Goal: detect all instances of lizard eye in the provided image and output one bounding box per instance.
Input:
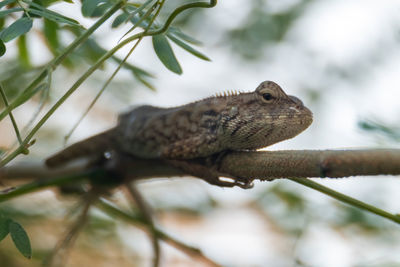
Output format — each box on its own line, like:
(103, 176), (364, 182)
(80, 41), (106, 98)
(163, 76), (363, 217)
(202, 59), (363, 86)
(262, 93), (272, 101)
(259, 89), (275, 103)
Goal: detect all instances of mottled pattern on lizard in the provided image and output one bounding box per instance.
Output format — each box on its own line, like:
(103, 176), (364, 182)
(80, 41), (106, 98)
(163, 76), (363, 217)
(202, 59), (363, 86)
(46, 81), (313, 187)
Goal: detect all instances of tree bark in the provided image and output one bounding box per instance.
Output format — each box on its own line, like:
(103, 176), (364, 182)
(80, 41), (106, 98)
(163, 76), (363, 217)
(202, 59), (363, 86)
(1, 149), (399, 184)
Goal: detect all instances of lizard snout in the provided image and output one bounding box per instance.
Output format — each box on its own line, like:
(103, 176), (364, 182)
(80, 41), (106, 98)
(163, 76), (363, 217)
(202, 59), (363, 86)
(288, 95), (304, 108)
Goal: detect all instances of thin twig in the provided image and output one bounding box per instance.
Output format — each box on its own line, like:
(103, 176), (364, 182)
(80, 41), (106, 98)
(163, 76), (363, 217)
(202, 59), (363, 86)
(125, 182), (161, 267)
(97, 198), (220, 267)
(43, 191), (97, 267)
(0, 83), (23, 145)
(289, 178), (400, 224)
(64, 0), (161, 144)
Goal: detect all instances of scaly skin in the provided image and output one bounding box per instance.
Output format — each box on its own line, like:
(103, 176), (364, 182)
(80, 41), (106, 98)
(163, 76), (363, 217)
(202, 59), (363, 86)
(46, 81), (313, 187)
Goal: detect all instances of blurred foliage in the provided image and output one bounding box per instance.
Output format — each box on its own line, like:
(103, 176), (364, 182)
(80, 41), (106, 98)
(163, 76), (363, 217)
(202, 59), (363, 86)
(332, 204), (386, 232)
(225, 0), (312, 60)
(255, 183), (308, 233)
(358, 119), (400, 142)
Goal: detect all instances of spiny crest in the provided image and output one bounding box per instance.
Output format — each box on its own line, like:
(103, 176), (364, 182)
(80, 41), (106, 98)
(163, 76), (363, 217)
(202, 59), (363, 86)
(214, 89), (245, 98)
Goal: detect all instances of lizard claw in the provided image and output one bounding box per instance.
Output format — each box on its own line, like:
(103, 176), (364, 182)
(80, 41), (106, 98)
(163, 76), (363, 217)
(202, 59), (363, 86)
(235, 180), (254, 189)
(213, 177), (254, 189)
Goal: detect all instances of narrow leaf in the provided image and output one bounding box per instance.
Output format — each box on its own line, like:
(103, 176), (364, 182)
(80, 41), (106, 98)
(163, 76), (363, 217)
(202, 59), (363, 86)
(0, 7), (23, 18)
(111, 56), (153, 77)
(0, 39), (5, 57)
(28, 9), (80, 26)
(91, 2), (113, 17)
(152, 34), (182, 74)
(0, 17), (32, 42)
(120, 2), (155, 40)
(167, 34), (210, 61)
(111, 12), (129, 28)
(0, 218), (10, 242)
(43, 18), (59, 55)
(25, 1), (81, 26)
(9, 221), (32, 259)
(126, 0), (154, 20)
(12, 83), (48, 108)
(135, 74), (155, 91)
(0, 0), (16, 9)
(18, 34), (31, 67)
(168, 27), (202, 45)
(81, 0), (107, 17)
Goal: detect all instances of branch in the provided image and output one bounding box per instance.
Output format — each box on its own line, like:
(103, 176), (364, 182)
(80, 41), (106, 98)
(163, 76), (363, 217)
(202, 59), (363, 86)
(97, 198), (220, 267)
(1, 149), (400, 232)
(218, 149), (400, 180)
(1, 149), (400, 182)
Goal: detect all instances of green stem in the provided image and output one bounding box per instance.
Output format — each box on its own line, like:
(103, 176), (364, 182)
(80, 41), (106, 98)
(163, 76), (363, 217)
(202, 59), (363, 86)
(0, 70), (48, 121)
(290, 178), (400, 224)
(147, 0), (217, 36)
(0, 171), (94, 202)
(0, 84), (23, 145)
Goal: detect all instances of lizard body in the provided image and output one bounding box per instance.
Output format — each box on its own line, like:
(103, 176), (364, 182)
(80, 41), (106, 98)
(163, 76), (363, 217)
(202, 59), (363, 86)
(46, 81), (313, 186)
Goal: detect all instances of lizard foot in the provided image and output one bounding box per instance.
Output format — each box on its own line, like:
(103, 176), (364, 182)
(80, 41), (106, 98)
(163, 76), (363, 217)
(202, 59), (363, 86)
(166, 159), (254, 189)
(212, 176), (254, 189)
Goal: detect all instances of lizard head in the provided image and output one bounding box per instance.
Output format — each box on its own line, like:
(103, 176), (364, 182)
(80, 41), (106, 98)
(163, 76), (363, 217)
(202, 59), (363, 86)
(221, 81), (313, 150)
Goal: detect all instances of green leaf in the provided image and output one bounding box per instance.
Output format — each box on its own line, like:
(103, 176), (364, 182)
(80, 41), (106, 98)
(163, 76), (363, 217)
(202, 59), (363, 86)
(0, 17), (32, 42)
(28, 8), (78, 26)
(12, 83), (48, 108)
(17, 34), (30, 67)
(111, 12), (129, 28)
(135, 74), (155, 91)
(152, 34), (182, 74)
(9, 221), (32, 259)
(0, 217), (10, 242)
(91, 2), (112, 17)
(0, 0), (16, 9)
(127, 0), (154, 18)
(43, 18), (59, 54)
(167, 34), (210, 61)
(168, 27), (202, 45)
(111, 56), (153, 77)
(24, 1), (81, 27)
(0, 7), (24, 18)
(81, 0), (107, 17)
(0, 39), (5, 57)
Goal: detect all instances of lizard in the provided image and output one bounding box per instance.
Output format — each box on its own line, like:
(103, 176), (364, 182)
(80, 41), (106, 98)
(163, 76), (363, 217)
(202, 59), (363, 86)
(46, 81), (313, 188)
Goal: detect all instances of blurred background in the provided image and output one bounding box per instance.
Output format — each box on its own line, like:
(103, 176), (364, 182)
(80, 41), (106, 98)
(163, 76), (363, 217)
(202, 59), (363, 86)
(1, 0), (400, 266)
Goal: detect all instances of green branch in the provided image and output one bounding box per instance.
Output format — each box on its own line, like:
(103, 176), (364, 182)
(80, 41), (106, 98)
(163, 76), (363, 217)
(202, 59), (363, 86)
(290, 178), (400, 225)
(0, 171), (94, 202)
(0, 84), (23, 145)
